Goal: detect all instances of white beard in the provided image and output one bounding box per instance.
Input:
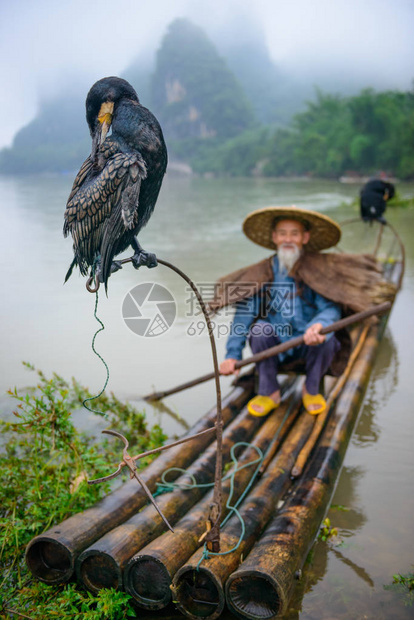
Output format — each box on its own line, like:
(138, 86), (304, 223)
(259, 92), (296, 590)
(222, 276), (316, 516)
(278, 244), (301, 274)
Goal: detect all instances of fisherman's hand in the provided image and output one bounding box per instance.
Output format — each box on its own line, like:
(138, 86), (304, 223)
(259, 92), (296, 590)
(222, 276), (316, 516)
(304, 323), (326, 346)
(220, 359), (240, 376)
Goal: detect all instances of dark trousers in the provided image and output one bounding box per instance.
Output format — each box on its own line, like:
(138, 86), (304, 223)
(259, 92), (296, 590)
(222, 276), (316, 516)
(249, 320), (340, 396)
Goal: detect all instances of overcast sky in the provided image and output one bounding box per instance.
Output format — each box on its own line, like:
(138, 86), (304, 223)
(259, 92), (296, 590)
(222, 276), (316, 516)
(1, 0), (413, 148)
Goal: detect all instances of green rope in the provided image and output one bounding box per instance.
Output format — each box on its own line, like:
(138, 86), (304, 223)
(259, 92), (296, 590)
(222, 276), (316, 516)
(153, 442), (264, 565)
(196, 443), (263, 567)
(155, 443), (263, 494)
(193, 398), (299, 567)
(82, 289), (110, 420)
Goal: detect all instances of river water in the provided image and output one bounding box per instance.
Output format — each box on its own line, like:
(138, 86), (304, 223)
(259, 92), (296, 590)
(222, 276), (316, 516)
(1, 173), (413, 619)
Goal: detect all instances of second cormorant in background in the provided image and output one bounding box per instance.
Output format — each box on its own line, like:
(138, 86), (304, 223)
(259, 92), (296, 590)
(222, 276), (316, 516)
(360, 178), (395, 225)
(64, 76), (167, 290)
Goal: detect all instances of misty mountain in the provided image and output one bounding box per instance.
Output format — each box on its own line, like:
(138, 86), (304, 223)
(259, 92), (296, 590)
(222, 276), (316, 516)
(121, 20), (306, 129)
(219, 40), (303, 126)
(150, 19), (255, 143)
(0, 95), (90, 174)
(121, 51), (154, 109)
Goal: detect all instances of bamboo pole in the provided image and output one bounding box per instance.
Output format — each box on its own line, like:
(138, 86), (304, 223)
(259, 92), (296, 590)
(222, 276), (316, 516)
(25, 380), (254, 584)
(171, 411), (315, 620)
(123, 392), (302, 610)
(75, 403), (269, 594)
(144, 302), (391, 401)
(225, 326), (381, 620)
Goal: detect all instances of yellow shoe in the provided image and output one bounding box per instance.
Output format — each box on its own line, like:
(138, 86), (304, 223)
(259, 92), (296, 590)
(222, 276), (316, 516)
(302, 392), (326, 415)
(247, 395), (280, 417)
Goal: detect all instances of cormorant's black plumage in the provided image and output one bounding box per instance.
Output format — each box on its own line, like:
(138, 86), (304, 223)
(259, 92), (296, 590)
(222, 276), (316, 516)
(63, 77), (167, 290)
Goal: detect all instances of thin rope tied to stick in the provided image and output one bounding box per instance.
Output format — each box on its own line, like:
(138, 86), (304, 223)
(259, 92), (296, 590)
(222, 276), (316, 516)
(82, 288), (110, 420)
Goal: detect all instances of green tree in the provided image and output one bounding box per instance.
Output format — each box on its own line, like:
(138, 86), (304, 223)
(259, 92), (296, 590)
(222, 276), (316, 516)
(260, 87), (414, 180)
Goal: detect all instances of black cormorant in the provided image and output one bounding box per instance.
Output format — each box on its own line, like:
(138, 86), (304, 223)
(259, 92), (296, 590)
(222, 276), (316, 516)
(360, 178), (395, 224)
(64, 76), (167, 290)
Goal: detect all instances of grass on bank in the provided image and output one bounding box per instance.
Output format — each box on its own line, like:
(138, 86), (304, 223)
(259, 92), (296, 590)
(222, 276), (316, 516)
(0, 363), (167, 619)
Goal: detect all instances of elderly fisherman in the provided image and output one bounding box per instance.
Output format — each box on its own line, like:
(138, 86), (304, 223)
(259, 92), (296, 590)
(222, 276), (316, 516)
(219, 206), (344, 416)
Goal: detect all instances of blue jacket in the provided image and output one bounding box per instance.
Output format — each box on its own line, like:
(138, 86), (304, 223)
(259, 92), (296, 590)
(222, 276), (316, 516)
(225, 255), (341, 361)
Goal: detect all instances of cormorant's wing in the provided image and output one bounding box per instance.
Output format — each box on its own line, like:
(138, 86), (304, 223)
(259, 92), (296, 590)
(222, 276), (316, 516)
(99, 157), (147, 288)
(63, 151), (146, 278)
(66, 155), (93, 206)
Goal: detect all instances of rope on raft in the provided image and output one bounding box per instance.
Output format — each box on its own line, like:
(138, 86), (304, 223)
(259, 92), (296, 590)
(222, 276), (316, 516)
(152, 441), (264, 564)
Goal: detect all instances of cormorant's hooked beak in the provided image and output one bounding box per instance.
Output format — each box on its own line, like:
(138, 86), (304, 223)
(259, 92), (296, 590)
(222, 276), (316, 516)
(91, 102), (114, 160)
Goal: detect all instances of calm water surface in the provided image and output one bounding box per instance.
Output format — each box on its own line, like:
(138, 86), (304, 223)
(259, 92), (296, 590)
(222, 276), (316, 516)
(0, 173), (413, 619)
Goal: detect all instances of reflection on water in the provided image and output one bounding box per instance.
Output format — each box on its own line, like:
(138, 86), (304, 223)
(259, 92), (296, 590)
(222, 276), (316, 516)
(286, 466), (372, 619)
(1, 174), (414, 619)
(353, 330), (398, 447)
(286, 467), (370, 617)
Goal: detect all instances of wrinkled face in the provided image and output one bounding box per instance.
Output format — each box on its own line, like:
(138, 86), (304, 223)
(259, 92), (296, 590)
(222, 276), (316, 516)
(272, 219), (310, 251)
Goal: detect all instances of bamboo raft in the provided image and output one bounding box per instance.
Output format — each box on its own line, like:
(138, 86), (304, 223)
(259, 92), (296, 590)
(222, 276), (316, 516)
(26, 225), (403, 619)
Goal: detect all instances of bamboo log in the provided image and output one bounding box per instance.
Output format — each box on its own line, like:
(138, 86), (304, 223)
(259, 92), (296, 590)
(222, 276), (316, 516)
(25, 380), (254, 584)
(75, 401), (269, 594)
(291, 323), (370, 478)
(225, 326), (381, 620)
(171, 410), (315, 620)
(123, 392), (302, 610)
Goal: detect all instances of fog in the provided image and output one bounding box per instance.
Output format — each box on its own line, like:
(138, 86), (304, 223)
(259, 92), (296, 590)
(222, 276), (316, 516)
(1, 0), (413, 148)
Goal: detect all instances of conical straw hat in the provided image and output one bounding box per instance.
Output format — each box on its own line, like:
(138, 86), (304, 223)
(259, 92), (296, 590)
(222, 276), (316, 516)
(243, 206), (341, 252)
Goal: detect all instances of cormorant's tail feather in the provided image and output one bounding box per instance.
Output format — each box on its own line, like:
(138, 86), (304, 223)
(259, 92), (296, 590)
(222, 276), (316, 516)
(64, 258), (77, 283)
(99, 246), (112, 295)
(100, 208), (125, 294)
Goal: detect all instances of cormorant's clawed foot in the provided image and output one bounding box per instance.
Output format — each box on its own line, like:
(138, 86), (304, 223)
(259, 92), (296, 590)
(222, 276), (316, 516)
(110, 260), (123, 274)
(131, 250), (158, 269)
